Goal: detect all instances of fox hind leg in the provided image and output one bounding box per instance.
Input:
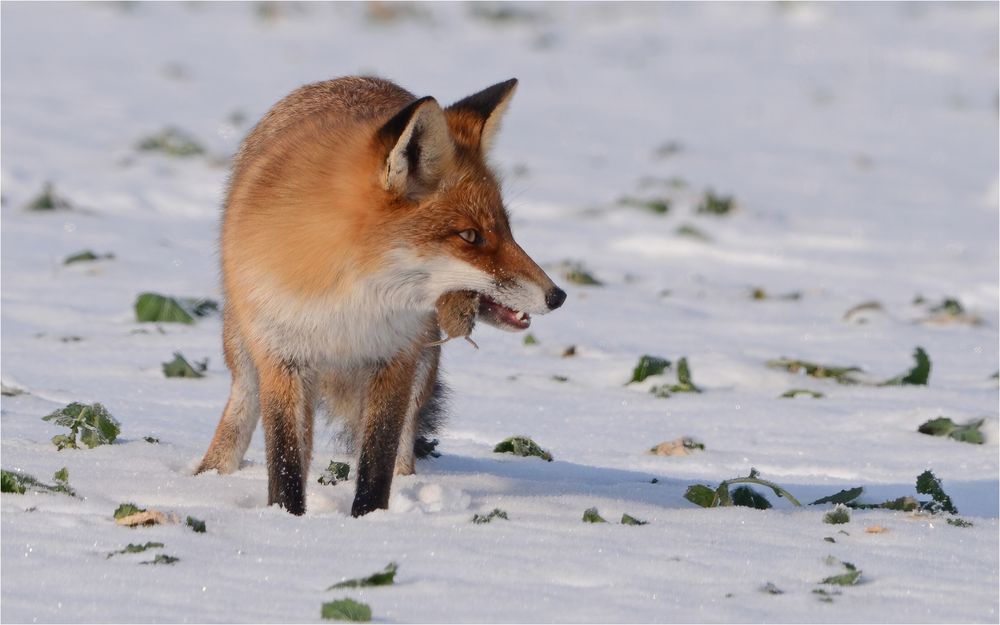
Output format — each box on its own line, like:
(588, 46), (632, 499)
(257, 357), (315, 516)
(197, 328), (260, 475)
(395, 343), (443, 476)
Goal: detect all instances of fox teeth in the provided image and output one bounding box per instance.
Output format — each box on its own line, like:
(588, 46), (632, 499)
(515, 311), (527, 321)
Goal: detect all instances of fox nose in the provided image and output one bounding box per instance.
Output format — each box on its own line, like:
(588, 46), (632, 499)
(545, 286), (567, 311)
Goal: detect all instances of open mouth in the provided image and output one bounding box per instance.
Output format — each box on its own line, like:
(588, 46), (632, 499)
(478, 294), (531, 331)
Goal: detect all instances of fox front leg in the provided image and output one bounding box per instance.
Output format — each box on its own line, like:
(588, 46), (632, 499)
(351, 352), (418, 517)
(428, 290), (479, 348)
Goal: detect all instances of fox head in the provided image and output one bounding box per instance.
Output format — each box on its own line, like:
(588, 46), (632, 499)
(373, 79), (565, 331)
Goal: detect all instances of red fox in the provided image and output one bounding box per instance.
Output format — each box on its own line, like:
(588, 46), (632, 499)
(196, 77), (565, 517)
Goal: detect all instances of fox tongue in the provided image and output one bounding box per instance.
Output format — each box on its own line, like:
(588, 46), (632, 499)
(478, 295), (531, 330)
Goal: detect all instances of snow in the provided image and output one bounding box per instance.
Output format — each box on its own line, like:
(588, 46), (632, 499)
(2, 2), (997, 623)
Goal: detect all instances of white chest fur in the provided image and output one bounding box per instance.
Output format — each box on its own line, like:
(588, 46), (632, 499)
(242, 264), (434, 367)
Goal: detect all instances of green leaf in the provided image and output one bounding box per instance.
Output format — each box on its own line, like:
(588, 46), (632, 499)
(142, 554), (180, 565)
(186, 516), (206, 533)
(811, 487), (863, 506)
(821, 569), (861, 586)
(767, 358), (863, 385)
(143, 436), (160, 444)
(929, 297), (964, 316)
(671, 357), (702, 393)
(136, 127), (205, 157)
(696, 189), (735, 216)
(135, 292), (195, 324)
(42, 402), (87, 428)
(760, 582), (784, 595)
(50, 432), (78, 450)
(880, 347), (931, 386)
(917, 417), (953, 436)
(820, 556), (861, 586)
(114, 503), (146, 520)
(328, 563), (397, 589)
(472, 508), (509, 524)
(781, 389), (825, 399)
(619, 196), (670, 214)
(946, 517), (973, 528)
(675, 224), (711, 242)
(582, 507), (607, 523)
(551, 375), (569, 383)
(24, 182), (73, 211)
(493, 436), (553, 462)
(43, 402), (119, 449)
(321, 599), (372, 622)
(812, 588), (841, 602)
(684, 485), (716, 508)
(1, 470), (28, 494)
(917, 417), (983, 445)
(51, 468), (76, 496)
(1, 469), (76, 496)
(654, 140), (684, 159)
(107, 542), (164, 558)
(823, 505), (850, 524)
(522, 333), (538, 346)
(915, 470), (957, 514)
(162, 352), (207, 378)
(731, 486), (772, 510)
(64, 250), (110, 265)
(715, 483), (732, 506)
(78, 405), (121, 449)
(318, 461), (351, 486)
(562, 261), (602, 286)
(649, 385), (672, 398)
(676, 357), (696, 386)
(628, 355), (671, 384)
(620, 513), (648, 525)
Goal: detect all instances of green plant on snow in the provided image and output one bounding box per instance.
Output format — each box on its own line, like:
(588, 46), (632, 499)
(493, 436), (553, 462)
(42, 402), (120, 450)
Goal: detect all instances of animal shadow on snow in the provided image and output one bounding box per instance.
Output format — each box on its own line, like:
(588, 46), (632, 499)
(425, 453), (697, 511)
(421, 454), (1000, 517)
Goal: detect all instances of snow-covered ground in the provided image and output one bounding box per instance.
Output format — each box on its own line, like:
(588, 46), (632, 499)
(2, 2), (997, 622)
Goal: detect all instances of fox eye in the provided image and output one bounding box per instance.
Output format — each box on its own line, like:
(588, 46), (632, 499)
(457, 229), (481, 245)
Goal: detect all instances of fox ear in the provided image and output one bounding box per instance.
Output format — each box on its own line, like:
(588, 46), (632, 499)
(378, 96), (455, 198)
(446, 78), (518, 153)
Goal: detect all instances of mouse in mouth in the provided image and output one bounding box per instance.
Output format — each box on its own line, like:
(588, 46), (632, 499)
(431, 289), (537, 349)
(431, 290), (481, 348)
